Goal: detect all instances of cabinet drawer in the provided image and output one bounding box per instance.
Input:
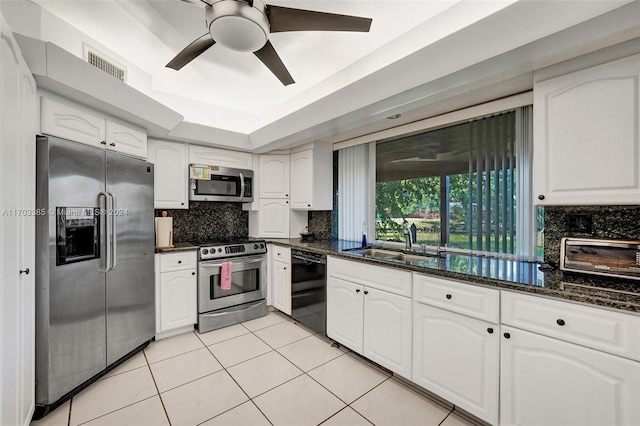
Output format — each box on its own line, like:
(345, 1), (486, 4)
(328, 257), (411, 297)
(271, 246), (290, 263)
(413, 274), (499, 323)
(159, 251), (197, 273)
(501, 291), (640, 360)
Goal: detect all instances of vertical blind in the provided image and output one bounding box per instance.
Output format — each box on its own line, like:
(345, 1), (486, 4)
(338, 144), (369, 241)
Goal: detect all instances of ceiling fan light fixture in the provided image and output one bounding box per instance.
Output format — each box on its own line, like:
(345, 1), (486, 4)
(206, 0), (269, 52)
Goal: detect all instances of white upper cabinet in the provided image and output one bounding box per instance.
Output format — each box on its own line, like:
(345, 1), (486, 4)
(148, 139), (188, 209)
(41, 96), (148, 158)
(260, 155), (289, 198)
(258, 199), (290, 239)
(105, 120), (147, 158)
(290, 143), (333, 210)
(41, 97), (105, 148)
(533, 54), (640, 205)
(188, 144), (252, 170)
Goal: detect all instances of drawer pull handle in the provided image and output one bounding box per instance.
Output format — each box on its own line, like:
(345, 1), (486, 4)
(20, 268), (30, 275)
(356, 289), (361, 293)
(503, 332), (511, 339)
(364, 290), (369, 295)
(445, 294), (452, 300)
(192, 272), (196, 276)
(178, 260), (182, 264)
(556, 319), (566, 326)
(487, 327), (494, 334)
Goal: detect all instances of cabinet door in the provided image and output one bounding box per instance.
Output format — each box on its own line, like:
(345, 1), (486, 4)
(533, 54), (640, 205)
(290, 149), (313, 209)
(188, 144), (252, 169)
(1, 18), (37, 426)
(500, 327), (640, 426)
(272, 258), (291, 315)
(159, 270), (197, 332)
(327, 277), (364, 354)
(41, 97), (106, 148)
(148, 140), (188, 209)
(259, 199), (290, 238)
(260, 155), (289, 198)
(363, 287), (412, 378)
(106, 120), (147, 158)
(412, 304), (498, 425)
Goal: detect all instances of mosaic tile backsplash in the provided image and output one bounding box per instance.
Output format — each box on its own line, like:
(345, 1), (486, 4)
(307, 210), (333, 241)
(155, 202), (248, 243)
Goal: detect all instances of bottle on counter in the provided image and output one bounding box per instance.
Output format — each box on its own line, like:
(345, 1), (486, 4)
(362, 222), (368, 247)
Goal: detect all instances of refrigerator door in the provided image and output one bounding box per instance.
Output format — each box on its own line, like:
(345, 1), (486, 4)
(105, 152), (155, 364)
(36, 137), (107, 404)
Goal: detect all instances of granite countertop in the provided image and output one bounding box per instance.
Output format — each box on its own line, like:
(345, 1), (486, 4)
(155, 242), (199, 253)
(267, 238), (640, 314)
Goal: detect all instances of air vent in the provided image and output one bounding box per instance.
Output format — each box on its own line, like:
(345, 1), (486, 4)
(83, 45), (127, 82)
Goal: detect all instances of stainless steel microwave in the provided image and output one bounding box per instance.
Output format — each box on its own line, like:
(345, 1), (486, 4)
(189, 164), (253, 203)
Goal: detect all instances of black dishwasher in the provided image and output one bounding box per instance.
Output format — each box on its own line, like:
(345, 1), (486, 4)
(290, 249), (327, 334)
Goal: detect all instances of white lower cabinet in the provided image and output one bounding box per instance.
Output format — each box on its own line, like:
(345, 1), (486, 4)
(412, 303), (499, 425)
(500, 326), (640, 426)
(327, 257), (412, 377)
(155, 252), (197, 338)
(271, 247), (291, 315)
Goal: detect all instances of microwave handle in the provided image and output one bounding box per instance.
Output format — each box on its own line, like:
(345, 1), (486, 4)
(239, 172), (245, 202)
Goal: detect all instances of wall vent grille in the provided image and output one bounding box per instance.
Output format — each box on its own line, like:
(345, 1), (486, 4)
(85, 48), (126, 82)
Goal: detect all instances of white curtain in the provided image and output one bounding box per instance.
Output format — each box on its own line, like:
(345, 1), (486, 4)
(338, 144), (370, 242)
(516, 105), (536, 261)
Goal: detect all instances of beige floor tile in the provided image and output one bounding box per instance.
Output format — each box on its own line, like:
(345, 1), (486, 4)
(201, 401), (270, 426)
(278, 335), (344, 371)
(81, 396), (168, 426)
(69, 367), (157, 426)
(242, 312), (288, 332)
(351, 378), (451, 426)
(101, 351), (147, 380)
(144, 331), (204, 364)
(150, 347), (223, 392)
(196, 323), (250, 346)
(443, 412), (483, 426)
(227, 351), (303, 398)
(321, 407), (373, 426)
(308, 354), (389, 404)
(30, 400), (70, 426)
(253, 321), (312, 349)
(253, 375), (345, 426)
(208, 333), (272, 368)
(161, 370), (248, 426)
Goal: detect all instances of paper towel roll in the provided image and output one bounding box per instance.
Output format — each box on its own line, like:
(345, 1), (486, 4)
(155, 212), (173, 248)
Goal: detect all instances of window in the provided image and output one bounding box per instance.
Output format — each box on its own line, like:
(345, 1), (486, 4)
(339, 104), (542, 261)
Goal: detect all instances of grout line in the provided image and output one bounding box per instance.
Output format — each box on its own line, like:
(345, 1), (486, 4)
(67, 397), (72, 426)
(438, 410), (454, 426)
(143, 351), (173, 426)
(74, 395), (160, 426)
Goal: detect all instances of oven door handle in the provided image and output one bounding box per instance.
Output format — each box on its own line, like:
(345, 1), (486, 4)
(199, 255), (266, 269)
(200, 300), (265, 318)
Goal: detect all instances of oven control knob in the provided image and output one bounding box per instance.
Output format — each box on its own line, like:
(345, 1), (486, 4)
(254, 244), (258, 249)
(260, 243), (264, 249)
(218, 248), (222, 253)
(202, 249), (209, 255)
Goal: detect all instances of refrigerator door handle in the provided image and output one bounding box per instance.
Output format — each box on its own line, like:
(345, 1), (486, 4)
(239, 172), (245, 202)
(107, 191), (117, 271)
(98, 192), (110, 273)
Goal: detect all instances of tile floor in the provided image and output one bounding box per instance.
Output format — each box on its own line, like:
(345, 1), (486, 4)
(31, 311), (480, 426)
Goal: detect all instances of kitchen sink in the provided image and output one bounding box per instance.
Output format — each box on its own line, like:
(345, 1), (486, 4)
(344, 247), (437, 264)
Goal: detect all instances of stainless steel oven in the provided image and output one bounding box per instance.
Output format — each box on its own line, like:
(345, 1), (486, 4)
(197, 239), (267, 333)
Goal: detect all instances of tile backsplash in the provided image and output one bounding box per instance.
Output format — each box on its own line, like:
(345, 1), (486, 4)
(155, 202), (248, 244)
(544, 205), (640, 266)
(307, 211), (333, 241)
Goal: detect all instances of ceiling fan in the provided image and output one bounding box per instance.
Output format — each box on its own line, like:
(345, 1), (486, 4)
(166, 0), (372, 85)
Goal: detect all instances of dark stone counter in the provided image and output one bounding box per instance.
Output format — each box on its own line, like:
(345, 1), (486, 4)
(155, 242), (199, 253)
(266, 239), (640, 314)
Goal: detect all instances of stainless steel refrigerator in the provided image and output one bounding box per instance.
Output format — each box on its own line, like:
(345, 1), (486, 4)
(34, 135), (155, 417)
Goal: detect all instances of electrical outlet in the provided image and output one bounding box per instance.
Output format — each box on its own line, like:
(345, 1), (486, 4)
(565, 214), (593, 234)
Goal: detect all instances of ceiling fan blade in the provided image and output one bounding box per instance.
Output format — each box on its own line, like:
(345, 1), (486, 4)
(179, 0), (211, 6)
(166, 34), (215, 70)
(254, 41), (294, 86)
(268, 5), (372, 33)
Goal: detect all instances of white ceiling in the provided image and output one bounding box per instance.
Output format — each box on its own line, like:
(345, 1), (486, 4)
(6, 0), (639, 152)
(30, 0), (514, 132)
